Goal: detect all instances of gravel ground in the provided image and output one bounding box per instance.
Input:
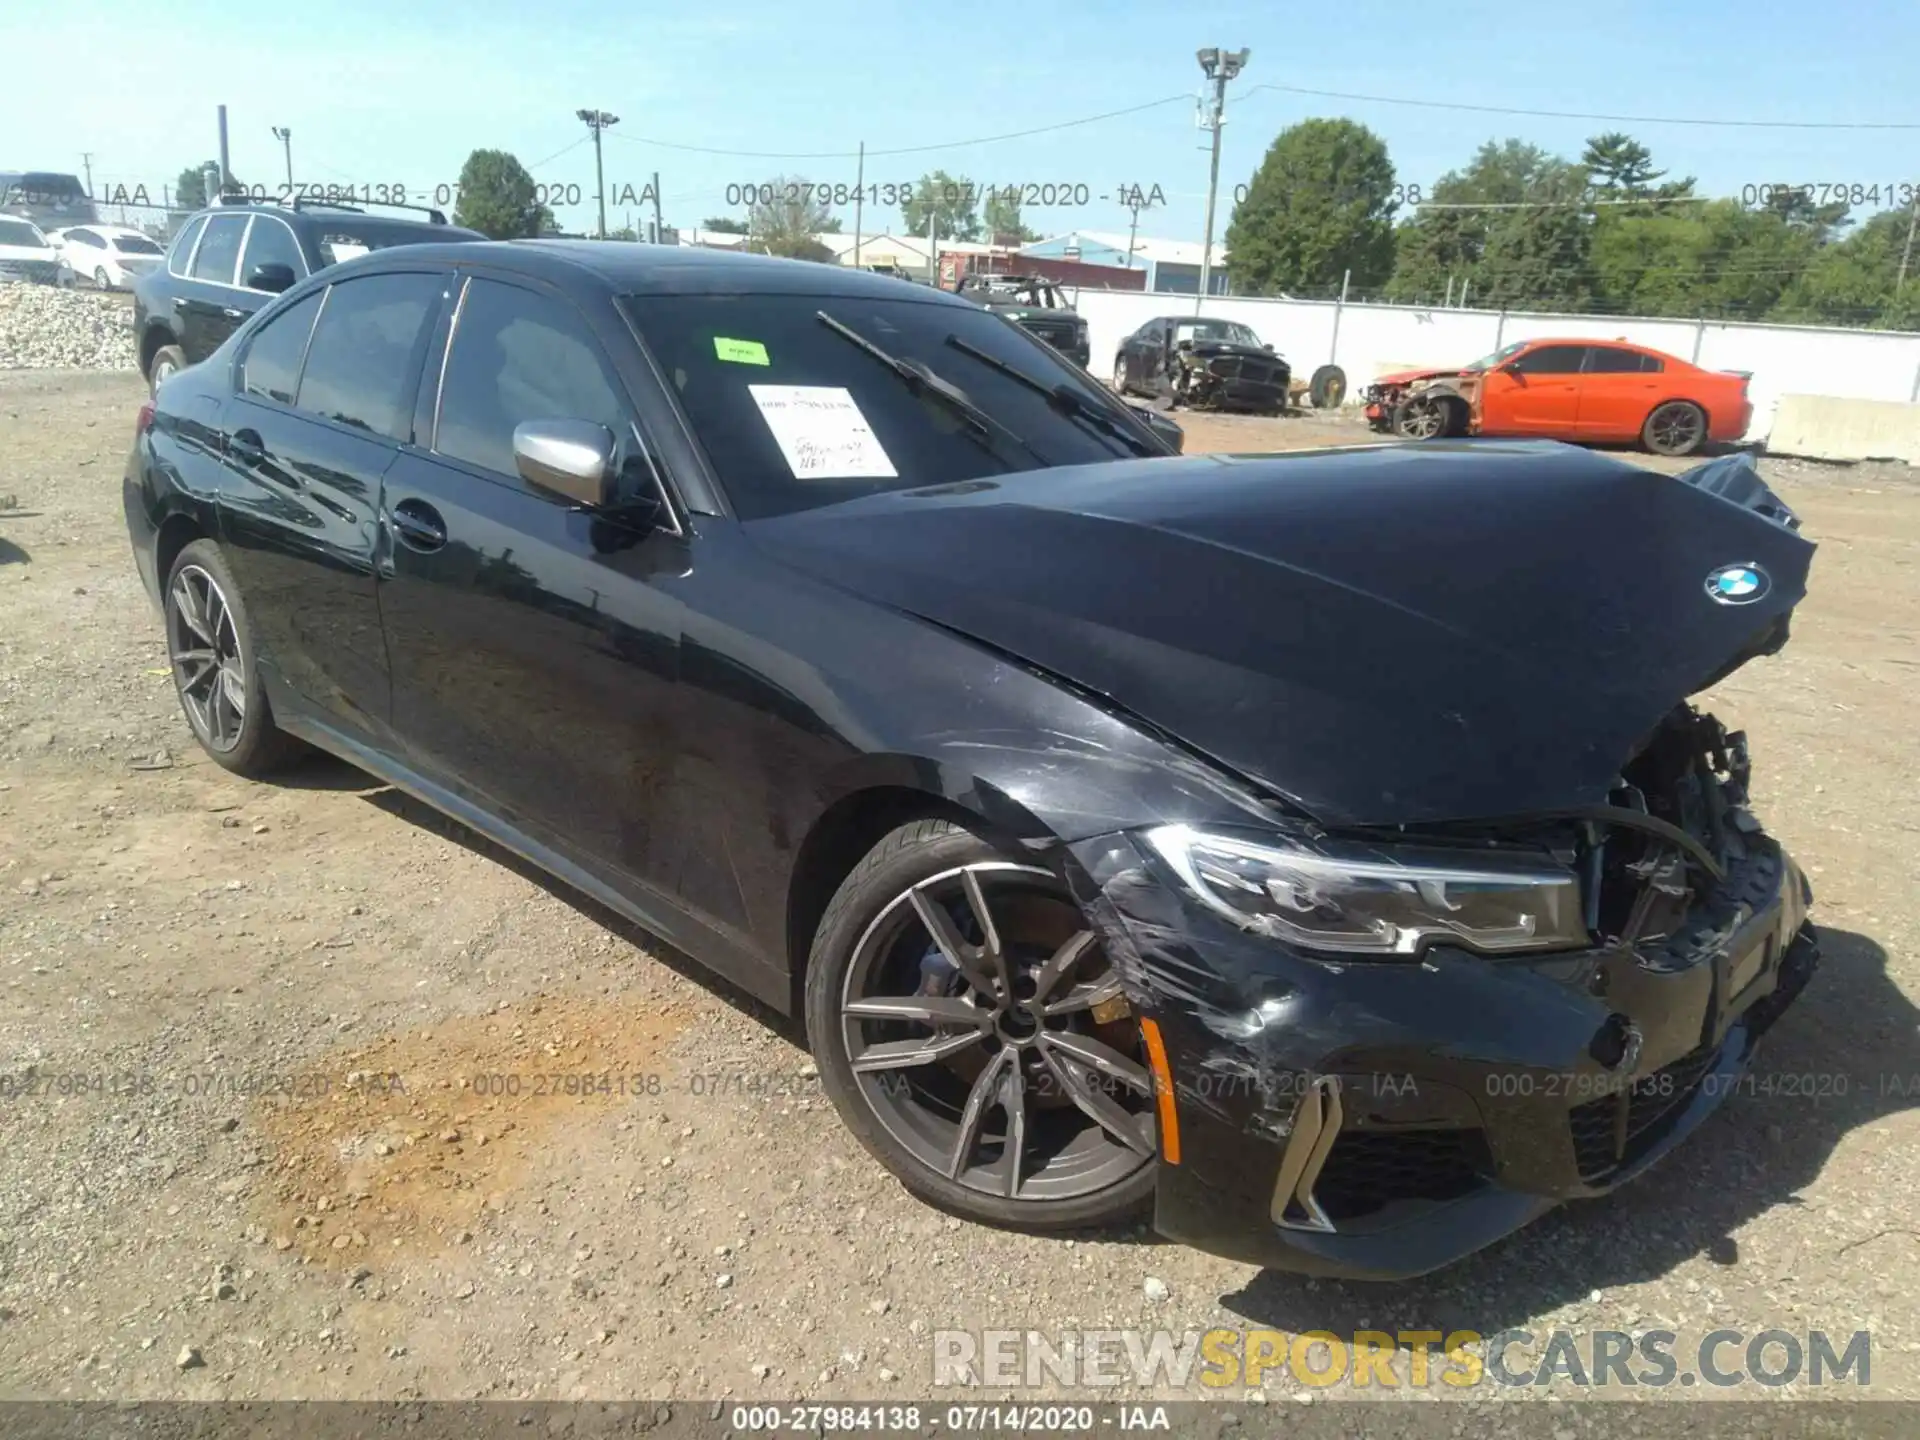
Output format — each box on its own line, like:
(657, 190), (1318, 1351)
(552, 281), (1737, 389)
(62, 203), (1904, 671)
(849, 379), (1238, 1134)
(1, 371), (1918, 1410)
(0, 287), (137, 371)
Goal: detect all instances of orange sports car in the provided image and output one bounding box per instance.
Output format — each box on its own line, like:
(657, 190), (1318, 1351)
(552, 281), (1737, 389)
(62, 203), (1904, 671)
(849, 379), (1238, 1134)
(1363, 338), (1754, 456)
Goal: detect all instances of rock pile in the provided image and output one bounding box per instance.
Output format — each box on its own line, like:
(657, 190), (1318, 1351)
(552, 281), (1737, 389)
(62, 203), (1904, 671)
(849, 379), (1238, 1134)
(0, 284), (139, 370)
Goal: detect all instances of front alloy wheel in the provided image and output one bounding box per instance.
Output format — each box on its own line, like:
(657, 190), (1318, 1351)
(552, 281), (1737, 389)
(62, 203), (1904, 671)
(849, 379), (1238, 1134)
(808, 822), (1157, 1228)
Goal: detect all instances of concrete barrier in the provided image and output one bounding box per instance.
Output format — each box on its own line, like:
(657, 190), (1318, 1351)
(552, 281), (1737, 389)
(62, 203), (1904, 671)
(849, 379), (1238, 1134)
(1765, 394), (1920, 464)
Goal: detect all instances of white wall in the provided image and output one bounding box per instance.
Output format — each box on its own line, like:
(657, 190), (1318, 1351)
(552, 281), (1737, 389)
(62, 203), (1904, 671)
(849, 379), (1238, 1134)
(1067, 289), (1920, 443)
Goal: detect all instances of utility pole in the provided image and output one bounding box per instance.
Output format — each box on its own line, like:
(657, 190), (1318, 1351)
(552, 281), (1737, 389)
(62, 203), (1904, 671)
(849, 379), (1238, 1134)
(216, 105), (232, 193)
(575, 108), (619, 238)
(271, 127), (293, 189)
(926, 207), (938, 285)
(1194, 46), (1248, 310)
(650, 170), (663, 244)
(853, 141), (865, 269)
(1899, 187), (1918, 289)
(1124, 190), (1158, 269)
(80, 153), (93, 196)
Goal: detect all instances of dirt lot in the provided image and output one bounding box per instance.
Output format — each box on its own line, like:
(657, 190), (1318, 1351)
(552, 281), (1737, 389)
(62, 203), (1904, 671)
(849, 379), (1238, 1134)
(2, 372), (1918, 1405)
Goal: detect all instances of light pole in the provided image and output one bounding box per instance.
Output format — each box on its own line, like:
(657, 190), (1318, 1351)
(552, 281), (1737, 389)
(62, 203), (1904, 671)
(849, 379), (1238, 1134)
(1194, 46), (1248, 308)
(271, 127), (293, 190)
(575, 108), (620, 238)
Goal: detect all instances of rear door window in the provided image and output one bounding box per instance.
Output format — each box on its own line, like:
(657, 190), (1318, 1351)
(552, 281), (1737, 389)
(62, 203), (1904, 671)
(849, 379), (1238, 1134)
(295, 272), (443, 440)
(190, 215), (247, 284)
(241, 291), (324, 405)
(1583, 348), (1646, 374)
(168, 216), (207, 275)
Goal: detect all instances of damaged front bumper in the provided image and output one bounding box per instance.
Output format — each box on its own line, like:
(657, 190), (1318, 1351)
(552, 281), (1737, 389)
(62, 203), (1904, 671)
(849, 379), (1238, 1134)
(1067, 828), (1819, 1280)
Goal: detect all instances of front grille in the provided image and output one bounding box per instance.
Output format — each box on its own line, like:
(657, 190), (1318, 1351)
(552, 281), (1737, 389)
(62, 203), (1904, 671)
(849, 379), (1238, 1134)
(1570, 1041), (1721, 1181)
(1312, 1127), (1492, 1222)
(1209, 357), (1279, 386)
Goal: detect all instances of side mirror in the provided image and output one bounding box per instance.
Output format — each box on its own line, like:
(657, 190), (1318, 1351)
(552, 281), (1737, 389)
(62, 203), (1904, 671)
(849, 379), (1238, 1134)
(245, 262), (296, 293)
(514, 419), (617, 508)
(1136, 406), (1184, 453)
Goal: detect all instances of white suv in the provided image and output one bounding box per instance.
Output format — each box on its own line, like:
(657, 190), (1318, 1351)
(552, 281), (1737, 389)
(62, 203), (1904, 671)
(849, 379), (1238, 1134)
(0, 215), (73, 286)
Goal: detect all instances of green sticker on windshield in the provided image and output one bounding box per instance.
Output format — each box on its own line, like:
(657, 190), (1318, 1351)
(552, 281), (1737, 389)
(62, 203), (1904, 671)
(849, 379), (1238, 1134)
(714, 337), (770, 366)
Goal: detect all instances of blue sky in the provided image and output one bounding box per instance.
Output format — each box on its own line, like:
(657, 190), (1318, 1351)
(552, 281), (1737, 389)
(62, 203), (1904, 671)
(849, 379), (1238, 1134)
(8, 0), (1918, 242)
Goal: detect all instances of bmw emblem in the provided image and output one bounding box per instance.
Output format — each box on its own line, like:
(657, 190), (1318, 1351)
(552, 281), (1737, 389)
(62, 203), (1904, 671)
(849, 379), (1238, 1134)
(1705, 563), (1769, 606)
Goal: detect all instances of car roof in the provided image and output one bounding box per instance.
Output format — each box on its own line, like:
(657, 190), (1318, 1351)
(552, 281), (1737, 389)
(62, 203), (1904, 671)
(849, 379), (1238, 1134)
(337, 238), (984, 303)
(194, 202), (478, 239)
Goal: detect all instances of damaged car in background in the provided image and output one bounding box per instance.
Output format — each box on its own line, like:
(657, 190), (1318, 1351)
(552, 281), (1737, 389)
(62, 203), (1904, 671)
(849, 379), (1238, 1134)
(1365, 337), (1754, 456)
(1112, 314), (1304, 414)
(127, 242), (1817, 1279)
(952, 272), (1091, 368)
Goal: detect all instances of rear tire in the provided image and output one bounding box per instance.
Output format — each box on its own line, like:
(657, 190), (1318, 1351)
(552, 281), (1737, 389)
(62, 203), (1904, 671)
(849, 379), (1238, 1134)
(163, 539), (305, 778)
(149, 344), (187, 394)
(805, 819), (1157, 1232)
(1642, 400), (1707, 456)
(1308, 364), (1347, 408)
(93, 266), (113, 290)
(1111, 356), (1129, 396)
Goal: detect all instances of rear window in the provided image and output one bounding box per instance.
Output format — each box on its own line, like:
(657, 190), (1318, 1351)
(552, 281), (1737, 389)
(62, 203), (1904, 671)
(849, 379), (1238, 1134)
(113, 234), (163, 255)
(315, 223), (463, 267)
(623, 292), (1154, 521)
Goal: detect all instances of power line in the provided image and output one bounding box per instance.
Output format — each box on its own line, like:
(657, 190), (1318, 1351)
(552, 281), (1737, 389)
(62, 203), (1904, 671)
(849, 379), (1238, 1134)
(1244, 83), (1920, 131)
(599, 94), (1191, 160)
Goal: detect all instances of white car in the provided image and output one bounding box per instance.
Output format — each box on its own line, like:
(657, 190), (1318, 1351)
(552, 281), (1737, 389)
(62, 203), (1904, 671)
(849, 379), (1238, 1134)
(50, 223), (163, 289)
(0, 215), (74, 285)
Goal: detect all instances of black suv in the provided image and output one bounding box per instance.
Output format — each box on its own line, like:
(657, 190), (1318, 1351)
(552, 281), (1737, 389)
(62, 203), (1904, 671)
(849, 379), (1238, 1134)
(953, 273), (1090, 368)
(133, 196), (483, 391)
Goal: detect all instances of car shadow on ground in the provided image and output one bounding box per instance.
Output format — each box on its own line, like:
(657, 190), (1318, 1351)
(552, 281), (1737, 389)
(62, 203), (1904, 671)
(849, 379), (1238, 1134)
(0, 536), (29, 565)
(1220, 926), (1916, 1337)
(345, 769), (804, 1043)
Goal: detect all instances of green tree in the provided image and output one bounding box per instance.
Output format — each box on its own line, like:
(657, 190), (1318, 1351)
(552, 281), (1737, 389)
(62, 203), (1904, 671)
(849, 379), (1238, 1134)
(1581, 132), (1665, 195)
(701, 216), (749, 234)
(1224, 119), (1397, 295)
(451, 149), (552, 240)
(1758, 186), (1852, 244)
(1387, 139), (1593, 309)
(1774, 208), (1920, 328)
(982, 189), (1041, 244)
(175, 163), (246, 209)
(901, 170), (981, 242)
(747, 175), (840, 261)
(1591, 200), (1819, 320)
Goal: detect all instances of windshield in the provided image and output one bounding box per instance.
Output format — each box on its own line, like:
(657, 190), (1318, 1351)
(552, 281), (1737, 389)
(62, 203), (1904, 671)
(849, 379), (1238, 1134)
(1172, 319), (1261, 346)
(0, 219), (48, 247)
(624, 291), (1155, 520)
(112, 234), (163, 255)
(1465, 340), (1528, 372)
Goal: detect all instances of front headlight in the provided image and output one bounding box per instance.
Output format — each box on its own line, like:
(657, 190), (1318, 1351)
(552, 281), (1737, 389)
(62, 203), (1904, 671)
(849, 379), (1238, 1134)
(1144, 824), (1587, 958)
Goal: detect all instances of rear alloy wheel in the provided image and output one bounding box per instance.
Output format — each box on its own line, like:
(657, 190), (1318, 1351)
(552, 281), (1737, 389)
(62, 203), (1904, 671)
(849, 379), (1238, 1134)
(164, 540), (303, 777)
(1111, 356), (1129, 395)
(149, 344), (186, 394)
(807, 821), (1157, 1230)
(93, 266), (113, 290)
(1642, 400), (1707, 456)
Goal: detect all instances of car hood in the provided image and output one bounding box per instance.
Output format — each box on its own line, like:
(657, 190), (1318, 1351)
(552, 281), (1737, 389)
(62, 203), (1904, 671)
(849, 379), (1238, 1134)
(1183, 340), (1285, 364)
(1374, 366), (1464, 387)
(744, 442), (1815, 828)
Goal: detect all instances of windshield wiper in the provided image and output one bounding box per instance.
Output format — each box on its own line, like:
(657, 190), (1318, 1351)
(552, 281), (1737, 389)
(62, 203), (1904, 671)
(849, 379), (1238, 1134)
(814, 311), (1043, 468)
(942, 335), (1160, 457)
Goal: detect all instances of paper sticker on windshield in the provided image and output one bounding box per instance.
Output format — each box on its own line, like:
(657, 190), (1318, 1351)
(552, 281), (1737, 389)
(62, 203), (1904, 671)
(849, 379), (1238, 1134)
(748, 385), (897, 480)
(714, 336), (769, 366)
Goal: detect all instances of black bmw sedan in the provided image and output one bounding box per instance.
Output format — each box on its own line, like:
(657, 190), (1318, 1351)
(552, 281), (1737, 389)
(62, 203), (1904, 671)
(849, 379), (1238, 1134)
(124, 240), (1819, 1279)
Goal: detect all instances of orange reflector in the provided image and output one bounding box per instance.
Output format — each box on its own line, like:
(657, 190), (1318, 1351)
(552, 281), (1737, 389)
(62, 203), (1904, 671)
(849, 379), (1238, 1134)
(1138, 1017), (1181, 1166)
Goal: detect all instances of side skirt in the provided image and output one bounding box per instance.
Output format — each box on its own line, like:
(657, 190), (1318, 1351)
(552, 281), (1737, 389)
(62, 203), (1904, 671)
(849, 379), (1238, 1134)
(269, 681), (794, 1014)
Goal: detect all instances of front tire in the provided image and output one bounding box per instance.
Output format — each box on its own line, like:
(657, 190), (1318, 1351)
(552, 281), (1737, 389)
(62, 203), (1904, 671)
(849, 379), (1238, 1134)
(93, 266), (113, 290)
(163, 540), (304, 777)
(1111, 356), (1129, 396)
(805, 819), (1157, 1231)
